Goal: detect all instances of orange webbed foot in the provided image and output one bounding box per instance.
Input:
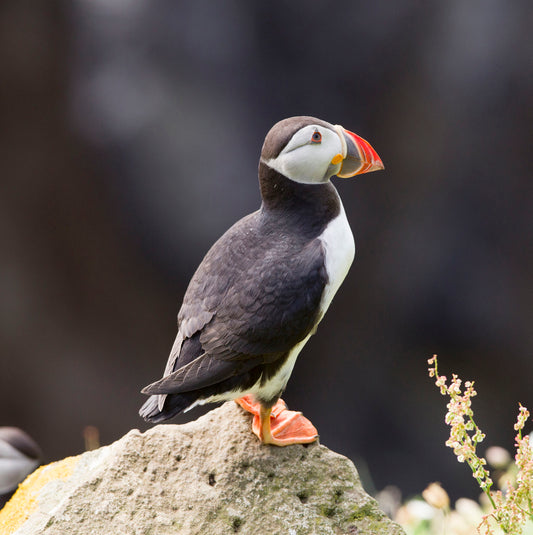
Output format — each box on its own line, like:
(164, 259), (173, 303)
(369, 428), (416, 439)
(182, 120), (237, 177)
(235, 395), (318, 447)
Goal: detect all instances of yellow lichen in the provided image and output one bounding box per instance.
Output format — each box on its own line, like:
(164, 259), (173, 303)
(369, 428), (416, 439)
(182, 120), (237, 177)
(0, 455), (80, 534)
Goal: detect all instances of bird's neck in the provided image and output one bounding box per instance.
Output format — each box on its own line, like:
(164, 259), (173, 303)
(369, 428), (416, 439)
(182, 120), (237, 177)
(258, 162), (341, 229)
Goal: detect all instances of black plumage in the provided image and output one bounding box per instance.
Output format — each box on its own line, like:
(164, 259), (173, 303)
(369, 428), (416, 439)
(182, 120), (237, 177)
(140, 118), (342, 422)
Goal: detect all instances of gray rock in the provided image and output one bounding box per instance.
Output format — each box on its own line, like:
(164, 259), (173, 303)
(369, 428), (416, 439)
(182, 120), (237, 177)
(1, 402), (404, 535)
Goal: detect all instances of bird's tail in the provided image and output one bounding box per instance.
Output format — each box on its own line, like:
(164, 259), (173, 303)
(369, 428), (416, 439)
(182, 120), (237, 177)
(139, 392), (197, 423)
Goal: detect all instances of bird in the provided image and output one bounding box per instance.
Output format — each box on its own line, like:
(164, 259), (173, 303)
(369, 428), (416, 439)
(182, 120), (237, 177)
(0, 427), (42, 508)
(140, 116), (383, 446)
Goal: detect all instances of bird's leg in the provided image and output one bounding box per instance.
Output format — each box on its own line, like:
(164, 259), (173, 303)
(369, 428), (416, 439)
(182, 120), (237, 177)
(235, 395), (318, 446)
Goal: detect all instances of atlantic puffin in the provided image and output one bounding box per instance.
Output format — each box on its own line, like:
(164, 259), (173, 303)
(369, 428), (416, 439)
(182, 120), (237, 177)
(140, 116), (383, 446)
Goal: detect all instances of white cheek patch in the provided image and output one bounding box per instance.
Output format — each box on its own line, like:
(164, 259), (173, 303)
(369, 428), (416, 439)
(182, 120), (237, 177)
(264, 146), (331, 184)
(262, 127), (343, 184)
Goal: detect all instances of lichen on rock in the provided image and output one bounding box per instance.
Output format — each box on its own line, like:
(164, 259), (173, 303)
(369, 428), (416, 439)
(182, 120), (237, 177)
(0, 402), (404, 534)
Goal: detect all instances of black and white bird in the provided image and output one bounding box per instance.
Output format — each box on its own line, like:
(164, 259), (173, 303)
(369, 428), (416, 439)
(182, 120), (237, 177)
(0, 427), (41, 508)
(140, 116), (383, 446)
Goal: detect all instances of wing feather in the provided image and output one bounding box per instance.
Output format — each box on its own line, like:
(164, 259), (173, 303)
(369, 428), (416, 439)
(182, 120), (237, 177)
(143, 211), (328, 400)
(143, 352), (262, 395)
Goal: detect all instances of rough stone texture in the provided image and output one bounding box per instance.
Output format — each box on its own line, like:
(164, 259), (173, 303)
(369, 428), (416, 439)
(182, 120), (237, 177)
(1, 403), (404, 535)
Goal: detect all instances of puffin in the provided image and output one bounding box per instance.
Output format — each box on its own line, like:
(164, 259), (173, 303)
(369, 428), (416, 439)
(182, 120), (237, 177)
(140, 116), (383, 446)
(0, 427), (42, 508)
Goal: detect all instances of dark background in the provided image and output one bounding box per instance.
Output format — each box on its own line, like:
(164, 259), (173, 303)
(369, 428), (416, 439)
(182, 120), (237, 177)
(1, 0), (532, 501)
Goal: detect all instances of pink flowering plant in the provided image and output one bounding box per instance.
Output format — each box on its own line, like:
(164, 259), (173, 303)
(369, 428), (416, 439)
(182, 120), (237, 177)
(428, 355), (533, 534)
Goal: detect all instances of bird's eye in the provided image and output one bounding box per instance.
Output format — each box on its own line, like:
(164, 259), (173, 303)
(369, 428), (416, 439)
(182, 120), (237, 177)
(311, 130), (322, 144)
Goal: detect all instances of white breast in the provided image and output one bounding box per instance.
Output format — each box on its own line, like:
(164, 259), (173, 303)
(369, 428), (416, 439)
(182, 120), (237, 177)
(318, 201), (355, 317)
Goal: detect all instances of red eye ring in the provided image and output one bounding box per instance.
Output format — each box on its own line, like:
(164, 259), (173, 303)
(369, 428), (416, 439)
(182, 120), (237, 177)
(311, 130), (322, 143)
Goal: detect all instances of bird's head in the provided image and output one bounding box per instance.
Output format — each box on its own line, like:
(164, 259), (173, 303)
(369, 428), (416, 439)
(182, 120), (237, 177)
(260, 116), (384, 184)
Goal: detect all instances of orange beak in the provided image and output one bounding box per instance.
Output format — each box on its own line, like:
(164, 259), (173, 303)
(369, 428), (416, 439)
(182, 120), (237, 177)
(335, 127), (384, 178)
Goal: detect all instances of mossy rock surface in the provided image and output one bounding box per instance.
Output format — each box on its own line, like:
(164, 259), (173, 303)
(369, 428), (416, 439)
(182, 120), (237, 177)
(0, 402), (404, 535)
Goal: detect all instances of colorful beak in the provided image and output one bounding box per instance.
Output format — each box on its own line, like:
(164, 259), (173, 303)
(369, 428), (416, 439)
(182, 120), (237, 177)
(334, 126), (384, 178)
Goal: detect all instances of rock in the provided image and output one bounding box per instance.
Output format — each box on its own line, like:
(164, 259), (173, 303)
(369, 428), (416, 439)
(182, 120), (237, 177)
(0, 402), (404, 535)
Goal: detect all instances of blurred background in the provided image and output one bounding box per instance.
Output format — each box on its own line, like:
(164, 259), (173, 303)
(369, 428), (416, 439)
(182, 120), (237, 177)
(1, 0), (532, 502)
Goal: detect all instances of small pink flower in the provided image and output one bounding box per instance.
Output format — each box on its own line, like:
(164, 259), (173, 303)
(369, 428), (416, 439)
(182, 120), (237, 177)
(429, 356), (533, 534)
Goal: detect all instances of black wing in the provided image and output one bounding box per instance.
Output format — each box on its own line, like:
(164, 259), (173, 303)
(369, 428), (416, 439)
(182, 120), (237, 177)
(142, 210), (327, 396)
